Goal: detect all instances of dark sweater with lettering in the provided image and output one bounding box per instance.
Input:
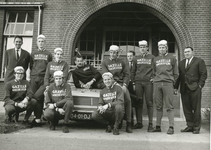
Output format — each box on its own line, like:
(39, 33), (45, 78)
(44, 60), (69, 86)
(45, 82), (73, 106)
(99, 82), (124, 108)
(72, 64), (101, 88)
(30, 50), (52, 77)
(4, 80), (33, 105)
(153, 53), (179, 84)
(101, 58), (130, 86)
(131, 54), (154, 83)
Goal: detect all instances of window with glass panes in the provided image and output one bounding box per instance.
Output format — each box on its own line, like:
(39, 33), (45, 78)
(1, 11), (34, 78)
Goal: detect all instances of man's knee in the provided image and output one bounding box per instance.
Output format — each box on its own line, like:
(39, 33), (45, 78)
(115, 104), (123, 112)
(43, 108), (54, 120)
(65, 100), (73, 108)
(29, 98), (37, 106)
(4, 104), (16, 115)
(92, 110), (100, 121)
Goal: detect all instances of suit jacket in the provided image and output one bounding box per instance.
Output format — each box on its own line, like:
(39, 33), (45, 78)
(174, 57), (207, 93)
(4, 48), (31, 83)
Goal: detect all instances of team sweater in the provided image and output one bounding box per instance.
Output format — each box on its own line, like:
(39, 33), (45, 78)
(30, 50), (52, 77)
(44, 60), (69, 86)
(4, 79), (33, 105)
(131, 53), (154, 83)
(101, 58), (130, 86)
(72, 64), (101, 88)
(45, 82), (73, 106)
(99, 82), (124, 108)
(153, 53), (179, 84)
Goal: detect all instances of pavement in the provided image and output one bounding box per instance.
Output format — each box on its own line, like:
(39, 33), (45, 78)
(0, 101), (210, 150)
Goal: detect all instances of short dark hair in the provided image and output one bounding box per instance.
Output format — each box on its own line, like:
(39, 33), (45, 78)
(14, 36), (23, 42)
(74, 54), (83, 61)
(128, 51), (136, 56)
(185, 46), (194, 51)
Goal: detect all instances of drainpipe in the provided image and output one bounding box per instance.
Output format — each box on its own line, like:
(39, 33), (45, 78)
(38, 5), (42, 35)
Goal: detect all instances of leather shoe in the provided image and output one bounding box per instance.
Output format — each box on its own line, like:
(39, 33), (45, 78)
(113, 128), (119, 135)
(193, 130), (200, 134)
(152, 126), (161, 132)
(148, 124), (154, 132)
(181, 127), (193, 132)
(167, 128), (174, 135)
(106, 125), (112, 133)
(132, 123), (143, 129)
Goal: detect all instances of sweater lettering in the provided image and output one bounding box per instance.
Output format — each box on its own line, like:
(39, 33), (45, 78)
(52, 89), (67, 97)
(103, 91), (117, 101)
(156, 59), (171, 66)
(12, 85), (27, 91)
(83, 66), (90, 71)
(107, 63), (122, 70)
(137, 58), (151, 65)
(50, 65), (64, 71)
(34, 54), (48, 60)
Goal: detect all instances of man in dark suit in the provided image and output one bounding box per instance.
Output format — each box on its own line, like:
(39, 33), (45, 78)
(4, 36), (31, 83)
(174, 47), (207, 134)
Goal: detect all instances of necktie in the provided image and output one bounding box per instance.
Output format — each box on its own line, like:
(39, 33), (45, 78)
(129, 62), (132, 71)
(16, 50), (19, 60)
(186, 59), (189, 68)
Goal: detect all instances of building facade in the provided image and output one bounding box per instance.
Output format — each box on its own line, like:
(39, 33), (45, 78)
(0, 0), (210, 114)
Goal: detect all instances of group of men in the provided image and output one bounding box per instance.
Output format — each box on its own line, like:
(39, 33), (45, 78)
(3, 35), (207, 135)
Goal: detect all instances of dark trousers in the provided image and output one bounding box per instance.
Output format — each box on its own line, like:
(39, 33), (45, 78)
(4, 99), (37, 121)
(44, 100), (73, 124)
(181, 85), (202, 130)
(135, 82), (153, 124)
(92, 104), (124, 128)
(31, 76), (45, 119)
(124, 88), (132, 123)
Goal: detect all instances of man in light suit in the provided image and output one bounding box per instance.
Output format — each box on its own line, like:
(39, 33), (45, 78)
(4, 36), (31, 83)
(174, 47), (207, 134)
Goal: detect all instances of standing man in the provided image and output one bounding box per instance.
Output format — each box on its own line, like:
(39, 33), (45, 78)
(152, 40), (179, 134)
(44, 71), (74, 133)
(4, 36), (30, 83)
(131, 40), (154, 132)
(72, 55), (104, 89)
(174, 47), (207, 134)
(4, 66), (37, 125)
(30, 34), (52, 127)
(101, 45), (132, 133)
(92, 72), (124, 135)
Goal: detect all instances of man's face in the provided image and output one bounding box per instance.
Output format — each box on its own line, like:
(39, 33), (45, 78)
(109, 50), (118, 59)
(139, 45), (148, 55)
(184, 48), (194, 59)
(158, 45), (168, 55)
(14, 38), (23, 49)
(127, 52), (134, 62)
(14, 72), (24, 81)
(54, 51), (63, 61)
(103, 76), (113, 87)
(75, 57), (84, 67)
(37, 38), (45, 49)
(54, 77), (63, 86)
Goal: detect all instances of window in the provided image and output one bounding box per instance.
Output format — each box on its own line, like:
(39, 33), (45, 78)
(1, 11), (34, 79)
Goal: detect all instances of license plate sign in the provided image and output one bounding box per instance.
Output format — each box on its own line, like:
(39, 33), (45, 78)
(70, 112), (92, 120)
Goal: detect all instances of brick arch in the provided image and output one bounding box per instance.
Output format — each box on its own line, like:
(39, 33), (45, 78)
(62, 0), (193, 60)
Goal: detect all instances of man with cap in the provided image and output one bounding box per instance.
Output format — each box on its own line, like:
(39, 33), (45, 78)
(174, 47), (207, 134)
(30, 34), (52, 127)
(4, 36), (31, 83)
(72, 54), (104, 89)
(131, 40), (154, 131)
(92, 72), (124, 135)
(3, 66), (37, 125)
(152, 40), (179, 134)
(101, 45), (132, 133)
(44, 70), (74, 133)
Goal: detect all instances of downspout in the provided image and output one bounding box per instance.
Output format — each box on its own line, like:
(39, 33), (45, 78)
(38, 5), (42, 35)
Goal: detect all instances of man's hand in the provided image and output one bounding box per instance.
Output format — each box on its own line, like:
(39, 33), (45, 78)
(174, 89), (178, 95)
(57, 108), (65, 115)
(133, 84), (135, 91)
(17, 102), (25, 109)
(21, 98), (29, 108)
(48, 104), (55, 109)
(150, 78), (154, 83)
(84, 80), (94, 89)
(98, 105), (106, 114)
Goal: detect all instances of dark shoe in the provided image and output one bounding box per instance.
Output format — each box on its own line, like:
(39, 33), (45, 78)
(167, 128), (174, 135)
(62, 124), (69, 133)
(193, 130), (200, 134)
(181, 127), (193, 132)
(106, 125), (112, 133)
(22, 120), (31, 128)
(49, 122), (56, 130)
(152, 126), (161, 132)
(30, 119), (42, 128)
(126, 122), (133, 133)
(147, 124), (154, 132)
(113, 128), (119, 135)
(132, 123), (143, 129)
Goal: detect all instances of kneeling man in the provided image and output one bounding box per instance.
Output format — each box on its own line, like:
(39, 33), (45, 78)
(4, 66), (36, 125)
(92, 72), (124, 135)
(44, 71), (74, 133)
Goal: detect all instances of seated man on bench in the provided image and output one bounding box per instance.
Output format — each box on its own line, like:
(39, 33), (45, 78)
(71, 55), (105, 89)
